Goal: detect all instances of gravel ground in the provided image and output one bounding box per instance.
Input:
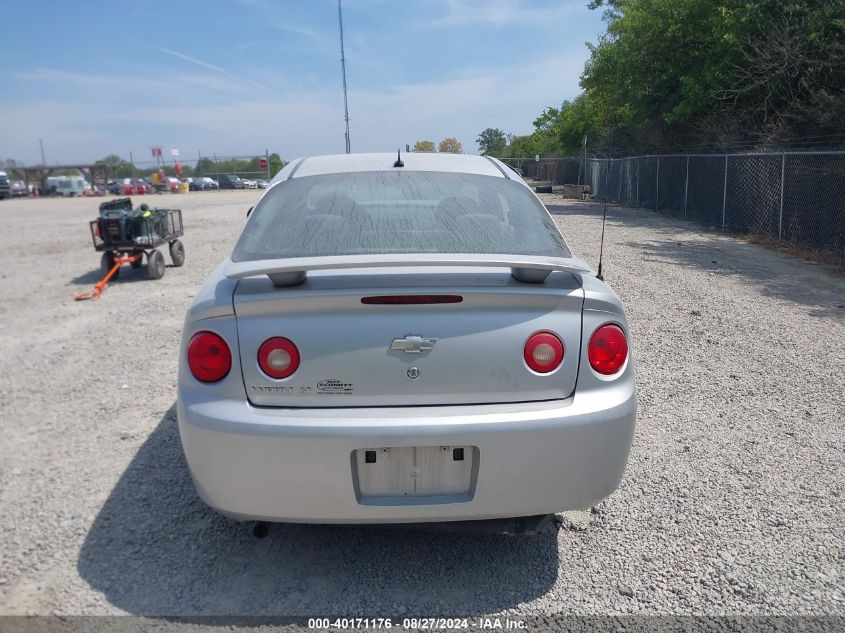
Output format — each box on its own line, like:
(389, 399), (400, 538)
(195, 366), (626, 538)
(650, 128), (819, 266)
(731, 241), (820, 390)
(0, 191), (842, 617)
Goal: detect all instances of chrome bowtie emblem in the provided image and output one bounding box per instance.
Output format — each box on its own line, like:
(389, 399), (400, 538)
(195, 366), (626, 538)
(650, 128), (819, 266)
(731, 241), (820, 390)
(390, 335), (437, 353)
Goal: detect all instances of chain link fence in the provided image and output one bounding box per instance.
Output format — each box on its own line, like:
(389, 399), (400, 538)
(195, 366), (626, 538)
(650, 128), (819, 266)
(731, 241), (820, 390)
(194, 152), (272, 182)
(507, 152), (845, 257)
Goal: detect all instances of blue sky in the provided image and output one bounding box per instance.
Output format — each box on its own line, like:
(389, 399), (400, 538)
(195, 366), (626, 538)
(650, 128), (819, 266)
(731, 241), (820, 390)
(0, 0), (605, 166)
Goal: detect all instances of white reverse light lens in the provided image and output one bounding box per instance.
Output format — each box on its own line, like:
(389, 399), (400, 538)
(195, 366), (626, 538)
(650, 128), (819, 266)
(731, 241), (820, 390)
(267, 348), (291, 370)
(533, 343), (555, 364)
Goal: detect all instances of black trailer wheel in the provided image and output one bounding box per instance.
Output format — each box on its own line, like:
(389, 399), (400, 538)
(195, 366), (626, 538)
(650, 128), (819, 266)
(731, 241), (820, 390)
(130, 251), (143, 269)
(169, 239), (186, 267)
(100, 252), (120, 279)
(148, 250), (166, 280)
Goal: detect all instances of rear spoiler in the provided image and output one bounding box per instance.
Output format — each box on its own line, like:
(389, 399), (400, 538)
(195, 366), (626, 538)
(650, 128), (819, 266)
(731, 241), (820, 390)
(224, 254), (593, 287)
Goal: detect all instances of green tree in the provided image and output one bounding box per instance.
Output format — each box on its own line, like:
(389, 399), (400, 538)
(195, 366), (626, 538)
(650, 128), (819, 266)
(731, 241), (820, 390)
(438, 137), (463, 154)
(196, 157), (216, 176)
(95, 154), (125, 168)
(94, 154), (135, 178)
(413, 140), (436, 152)
(476, 128), (507, 155)
(507, 134), (541, 158)
(490, 0), (845, 155)
(268, 152), (284, 177)
(581, 0), (845, 148)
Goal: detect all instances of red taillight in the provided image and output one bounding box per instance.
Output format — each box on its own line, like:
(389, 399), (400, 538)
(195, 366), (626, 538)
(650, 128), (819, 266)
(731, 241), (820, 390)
(187, 331), (232, 383)
(588, 324), (628, 375)
(258, 337), (300, 379)
(524, 332), (564, 373)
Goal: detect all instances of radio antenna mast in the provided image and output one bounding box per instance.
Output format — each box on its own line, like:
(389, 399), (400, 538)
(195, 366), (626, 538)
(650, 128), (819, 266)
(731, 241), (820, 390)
(596, 125), (613, 281)
(338, 0), (351, 154)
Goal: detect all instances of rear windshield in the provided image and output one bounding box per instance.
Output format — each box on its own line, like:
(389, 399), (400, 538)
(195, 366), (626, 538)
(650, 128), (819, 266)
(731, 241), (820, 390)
(231, 171), (571, 262)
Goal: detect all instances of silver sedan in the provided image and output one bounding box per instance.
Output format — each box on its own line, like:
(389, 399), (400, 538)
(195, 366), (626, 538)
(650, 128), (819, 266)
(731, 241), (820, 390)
(177, 152), (636, 528)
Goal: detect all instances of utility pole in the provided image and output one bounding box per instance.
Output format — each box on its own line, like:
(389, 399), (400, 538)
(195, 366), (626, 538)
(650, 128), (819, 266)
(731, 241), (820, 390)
(338, 0), (351, 153)
(39, 138), (46, 165)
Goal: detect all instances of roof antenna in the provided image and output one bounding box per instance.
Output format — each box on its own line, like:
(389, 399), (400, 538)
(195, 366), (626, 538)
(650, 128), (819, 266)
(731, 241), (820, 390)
(393, 148), (404, 168)
(596, 124), (613, 281)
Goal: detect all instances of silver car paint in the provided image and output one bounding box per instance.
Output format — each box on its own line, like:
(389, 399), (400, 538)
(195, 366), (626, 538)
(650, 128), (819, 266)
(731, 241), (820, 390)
(177, 152), (636, 523)
(176, 304), (635, 523)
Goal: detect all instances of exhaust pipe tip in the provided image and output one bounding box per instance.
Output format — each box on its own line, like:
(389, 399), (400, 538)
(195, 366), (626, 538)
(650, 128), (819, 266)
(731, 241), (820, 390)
(252, 522), (270, 539)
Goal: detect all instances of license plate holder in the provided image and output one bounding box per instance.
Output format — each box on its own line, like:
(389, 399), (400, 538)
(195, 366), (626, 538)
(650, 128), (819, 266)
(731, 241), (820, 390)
(353, 445), (476, 503)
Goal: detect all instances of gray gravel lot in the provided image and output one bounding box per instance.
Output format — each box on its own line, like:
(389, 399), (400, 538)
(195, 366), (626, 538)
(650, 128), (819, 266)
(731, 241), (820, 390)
(0, 191), (842, 617)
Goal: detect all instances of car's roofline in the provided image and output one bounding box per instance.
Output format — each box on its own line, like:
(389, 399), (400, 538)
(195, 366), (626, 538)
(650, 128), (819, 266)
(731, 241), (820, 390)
(270, 152), (523, 184)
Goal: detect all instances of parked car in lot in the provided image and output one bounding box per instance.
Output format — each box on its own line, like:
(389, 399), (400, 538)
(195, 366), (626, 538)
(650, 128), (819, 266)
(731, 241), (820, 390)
(0, 171), (9, 199)
(83, 183), (107, 196)
(177, 152), (636, 529)
(190, 176), (219, 190)
(185, 177), (207, 191)
(218, 174), (244, 190)
(120, 178), (147, 195)
(256, 179), (269, 189)
(10, 180), (28, 197)
(241, 178), (258, 189)
(166, 177), (181, 193)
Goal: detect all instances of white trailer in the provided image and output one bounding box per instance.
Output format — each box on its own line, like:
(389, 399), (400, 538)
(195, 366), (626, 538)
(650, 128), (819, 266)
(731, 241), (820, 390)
(47, 175), (88, 197)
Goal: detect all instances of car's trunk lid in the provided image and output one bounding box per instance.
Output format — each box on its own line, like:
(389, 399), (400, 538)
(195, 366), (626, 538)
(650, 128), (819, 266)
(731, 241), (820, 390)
(233, 268), (584, 407)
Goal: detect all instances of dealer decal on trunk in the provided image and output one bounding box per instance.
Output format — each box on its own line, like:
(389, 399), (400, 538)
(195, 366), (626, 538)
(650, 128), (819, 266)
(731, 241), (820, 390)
(316, 379), (355, 394)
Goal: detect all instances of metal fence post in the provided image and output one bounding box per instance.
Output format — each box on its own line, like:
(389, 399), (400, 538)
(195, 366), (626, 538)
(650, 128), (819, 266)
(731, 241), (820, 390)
(603, 159), (609, 199)
(618, 159), (623, 202)
(778, 153), (785, 240)
(655, 156), (660, 211)
(636, 157), (640, 207)
(721, 155), (728, 231)
(265, 148), (271, 180)
(683, 155), (690, 219)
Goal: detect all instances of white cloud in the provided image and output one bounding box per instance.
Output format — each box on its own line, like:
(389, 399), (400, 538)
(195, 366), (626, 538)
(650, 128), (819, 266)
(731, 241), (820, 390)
(138, 42), (238, 78)
(272, 22), (322, 43)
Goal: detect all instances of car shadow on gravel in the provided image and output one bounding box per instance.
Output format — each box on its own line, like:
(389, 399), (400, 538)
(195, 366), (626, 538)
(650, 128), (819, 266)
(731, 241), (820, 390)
(546, 201), (707, 237)
(78, 405), (560, 616)
(547, 201), (845, 321)
(627, 238), (845, 321)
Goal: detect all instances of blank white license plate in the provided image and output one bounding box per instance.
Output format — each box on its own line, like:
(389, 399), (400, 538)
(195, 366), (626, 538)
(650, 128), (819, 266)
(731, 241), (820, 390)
(355, 445), (474, 498)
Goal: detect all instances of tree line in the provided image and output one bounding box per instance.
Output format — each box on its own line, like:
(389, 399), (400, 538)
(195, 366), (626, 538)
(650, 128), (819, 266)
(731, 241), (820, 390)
(412, 138), (463, 153)
(478, 0), (845, 158)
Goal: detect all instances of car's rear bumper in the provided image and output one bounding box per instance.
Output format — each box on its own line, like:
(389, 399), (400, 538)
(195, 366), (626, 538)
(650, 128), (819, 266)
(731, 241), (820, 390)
(177, 376), (636, 524)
